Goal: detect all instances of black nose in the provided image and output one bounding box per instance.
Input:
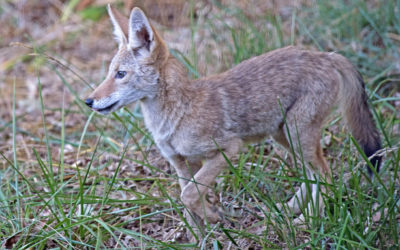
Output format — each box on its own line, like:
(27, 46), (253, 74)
(85, 98), (94, 108)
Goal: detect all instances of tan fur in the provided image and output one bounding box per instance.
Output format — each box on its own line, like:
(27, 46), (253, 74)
(86, 6), (381, 228)
(90, 78), (115, 100)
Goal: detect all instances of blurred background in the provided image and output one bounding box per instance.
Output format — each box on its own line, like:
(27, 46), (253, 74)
(0, 0), (399, 248)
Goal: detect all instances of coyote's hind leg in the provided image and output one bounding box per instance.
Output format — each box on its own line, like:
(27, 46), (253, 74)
(282, 104), (332, 224)
(273, 130), (309, 215)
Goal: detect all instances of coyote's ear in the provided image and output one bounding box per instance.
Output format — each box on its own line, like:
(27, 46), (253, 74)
(128, 7), (154, 58)
(107, 4), (129, 46)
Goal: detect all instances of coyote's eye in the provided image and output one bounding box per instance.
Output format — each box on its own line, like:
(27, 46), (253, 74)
(115, 71), (127, 79)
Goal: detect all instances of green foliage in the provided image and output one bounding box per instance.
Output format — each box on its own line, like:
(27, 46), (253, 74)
(79, 6), (107, 21)
(301, 0), (400, 77)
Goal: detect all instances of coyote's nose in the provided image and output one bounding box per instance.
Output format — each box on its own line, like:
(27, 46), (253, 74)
(85, 98), (94, 108)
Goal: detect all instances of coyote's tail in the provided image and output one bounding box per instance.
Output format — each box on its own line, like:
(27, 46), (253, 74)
(338, 64), (382, 175)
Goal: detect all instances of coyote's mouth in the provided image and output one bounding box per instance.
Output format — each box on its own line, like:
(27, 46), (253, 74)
(94, 101), (120, 114)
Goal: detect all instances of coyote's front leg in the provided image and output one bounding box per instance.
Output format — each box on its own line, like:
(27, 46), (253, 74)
(180, 139), (242, 223)
(167, 155), (204, 238)
(168, 155), (202, 189)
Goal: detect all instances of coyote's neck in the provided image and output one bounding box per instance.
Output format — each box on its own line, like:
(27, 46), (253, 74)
(140, 57), (192, 142)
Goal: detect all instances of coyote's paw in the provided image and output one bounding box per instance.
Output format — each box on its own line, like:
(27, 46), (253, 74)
(182, 191), (223, 224)
(188, 202), (223, 224)
(205, 205), (224, 224)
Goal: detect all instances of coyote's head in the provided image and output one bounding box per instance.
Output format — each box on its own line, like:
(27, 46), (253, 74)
(85, 5), (168, 114)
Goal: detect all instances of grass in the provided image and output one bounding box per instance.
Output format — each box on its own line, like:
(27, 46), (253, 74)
(1, 0), (399, 248)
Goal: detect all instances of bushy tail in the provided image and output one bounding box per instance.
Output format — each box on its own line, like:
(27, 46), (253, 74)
(338, 66), (382, 175)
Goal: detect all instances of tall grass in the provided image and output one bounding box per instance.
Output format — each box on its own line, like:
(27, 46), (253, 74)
(1, 0), (399, 249)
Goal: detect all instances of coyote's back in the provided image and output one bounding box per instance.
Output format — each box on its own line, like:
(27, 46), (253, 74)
(189, 47), (381, 168)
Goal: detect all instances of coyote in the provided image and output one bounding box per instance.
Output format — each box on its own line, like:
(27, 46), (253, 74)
(85, 5), (381, 226)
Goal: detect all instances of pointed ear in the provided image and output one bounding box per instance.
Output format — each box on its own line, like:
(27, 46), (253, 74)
(107, 4), (129, 46)
(128, 7), (154, 58)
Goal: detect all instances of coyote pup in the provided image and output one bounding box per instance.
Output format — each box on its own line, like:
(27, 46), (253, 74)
(85, 5), (381, 225)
